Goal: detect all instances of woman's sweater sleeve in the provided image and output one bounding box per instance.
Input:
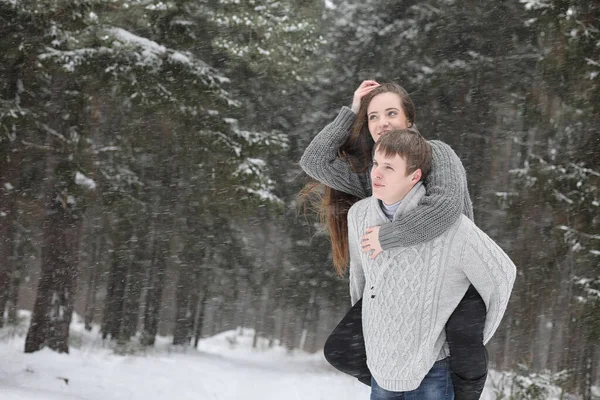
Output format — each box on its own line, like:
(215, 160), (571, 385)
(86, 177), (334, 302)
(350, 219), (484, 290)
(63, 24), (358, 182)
(378, 140), (473, 249)
(299, 107), (368, 199)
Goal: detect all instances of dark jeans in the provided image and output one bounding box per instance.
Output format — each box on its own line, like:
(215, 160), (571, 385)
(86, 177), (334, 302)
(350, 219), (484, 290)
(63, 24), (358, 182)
(370, 358), (454, 400)
(324, 285), (487, 400)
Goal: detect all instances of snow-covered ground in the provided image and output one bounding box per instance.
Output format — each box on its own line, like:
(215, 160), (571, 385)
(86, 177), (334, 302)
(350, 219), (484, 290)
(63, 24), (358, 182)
(0, 311), (566, 400)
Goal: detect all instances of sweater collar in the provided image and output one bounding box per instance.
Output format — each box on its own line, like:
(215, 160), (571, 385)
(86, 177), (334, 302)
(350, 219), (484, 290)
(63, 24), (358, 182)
(372, 182), (425, 222)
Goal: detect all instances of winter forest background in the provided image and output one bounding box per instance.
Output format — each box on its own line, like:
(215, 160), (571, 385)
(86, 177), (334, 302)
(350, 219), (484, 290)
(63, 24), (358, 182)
(0, 0), (599, 398)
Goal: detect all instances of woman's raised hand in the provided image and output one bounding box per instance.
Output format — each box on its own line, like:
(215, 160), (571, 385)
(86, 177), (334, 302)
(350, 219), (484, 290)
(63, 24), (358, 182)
(351, 80), (380, 114)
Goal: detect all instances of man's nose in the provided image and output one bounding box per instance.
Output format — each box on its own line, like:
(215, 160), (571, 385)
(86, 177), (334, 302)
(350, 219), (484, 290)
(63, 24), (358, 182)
(372, 167), (381, 179)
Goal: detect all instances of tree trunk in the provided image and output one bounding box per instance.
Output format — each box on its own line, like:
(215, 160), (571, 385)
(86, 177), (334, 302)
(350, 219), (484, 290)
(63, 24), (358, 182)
(6, 231), (26, 325)
(298, 287), (317, 352)
(547, 251), (575, 372)
(24, 188), (81, 354)
(141, 237), (167, 346)
(6, 267), (21, 325)
(84, 233), (102, 332)
(0, 58), (24, 328)
(121, 232), (146, 340)
(0, 167), (17, 328)
(173, 263), (195, 346)
(102, 241), (128, 340)
(193, 283), (209, 348)
(253, 285), (270, 349)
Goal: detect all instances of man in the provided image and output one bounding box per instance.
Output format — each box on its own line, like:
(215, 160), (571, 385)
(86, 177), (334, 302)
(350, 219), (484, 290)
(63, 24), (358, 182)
(345, 129), (516, 399)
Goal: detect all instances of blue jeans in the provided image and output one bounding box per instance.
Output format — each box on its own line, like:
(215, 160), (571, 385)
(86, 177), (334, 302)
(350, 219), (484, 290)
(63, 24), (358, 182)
(370, 358), (455, 400)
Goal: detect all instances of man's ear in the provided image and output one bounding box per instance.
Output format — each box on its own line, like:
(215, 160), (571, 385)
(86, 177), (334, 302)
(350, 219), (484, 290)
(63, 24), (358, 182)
(411, 169), (422, 183)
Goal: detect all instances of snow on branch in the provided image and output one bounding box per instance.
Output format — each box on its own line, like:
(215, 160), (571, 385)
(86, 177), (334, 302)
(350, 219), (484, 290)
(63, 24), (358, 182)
(236, 187), (281, 204)
(106, 27), (167, 58)
(75, 172), (97, 190)
(574, 275), (600, 303)
(38, 46), (103, 72)
(0, 0), (19, 8)
(519, 0), (551, 11)
(224, 118), (288, 149)
(105, 27), (230, 84)
(39, 26), (232, 95)
(553, 189), (574, 204)
(557, 226), (600, 241)
(233, 158), (266, 177)
(233, 158), (281, 204)
(40, 123), (68, 143)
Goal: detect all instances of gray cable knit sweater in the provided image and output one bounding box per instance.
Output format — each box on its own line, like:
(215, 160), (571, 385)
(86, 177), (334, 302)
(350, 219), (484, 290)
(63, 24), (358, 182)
(299, 106), (474, 248)
(348, 183), (516, 392)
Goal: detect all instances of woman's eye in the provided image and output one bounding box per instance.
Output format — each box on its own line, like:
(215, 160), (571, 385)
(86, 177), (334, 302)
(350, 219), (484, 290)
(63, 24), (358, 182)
(369, 115), (377, 121)
(388, 111), (397, 117)
(386, 166), (393, 170)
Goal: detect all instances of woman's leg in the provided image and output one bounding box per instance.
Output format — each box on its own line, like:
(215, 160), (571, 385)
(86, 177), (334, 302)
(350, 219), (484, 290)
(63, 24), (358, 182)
(405, 358), (454, 400)
(323, 298), (372, 386)
(445, 285), (488, 400)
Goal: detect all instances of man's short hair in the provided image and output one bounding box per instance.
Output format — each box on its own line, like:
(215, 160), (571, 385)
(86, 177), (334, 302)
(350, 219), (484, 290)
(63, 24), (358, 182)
(374, 129), (432, 179)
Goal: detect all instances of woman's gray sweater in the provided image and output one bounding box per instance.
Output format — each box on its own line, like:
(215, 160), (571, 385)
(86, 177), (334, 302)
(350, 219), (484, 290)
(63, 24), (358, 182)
(299, 106), (473, 248)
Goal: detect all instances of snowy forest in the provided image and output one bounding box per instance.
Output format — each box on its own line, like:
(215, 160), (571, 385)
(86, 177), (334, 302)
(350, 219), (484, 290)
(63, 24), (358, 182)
(0, 0), (599, 398)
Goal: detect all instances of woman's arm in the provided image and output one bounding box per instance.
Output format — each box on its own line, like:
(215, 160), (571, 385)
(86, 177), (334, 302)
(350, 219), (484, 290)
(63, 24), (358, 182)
(378, 140), (473, 249)
(299, 106), (369, 199)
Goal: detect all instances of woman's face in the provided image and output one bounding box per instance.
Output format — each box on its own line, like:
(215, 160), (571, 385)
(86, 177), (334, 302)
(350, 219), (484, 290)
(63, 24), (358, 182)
(367, 92), (410, 142)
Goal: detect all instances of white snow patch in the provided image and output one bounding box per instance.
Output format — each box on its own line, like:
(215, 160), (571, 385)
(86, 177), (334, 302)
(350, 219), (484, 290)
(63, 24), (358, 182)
(324, 0), (336, 9)
(519, 0), (551, 10)
(0, 312), (572, 400)
(0, 316), (370, 400)
(107, 27), (166, 56)
(98, 146), (120, 152)
(75, 172), (96, 190)
(257, 47), (270, 56)
(145, 2), (170, 11)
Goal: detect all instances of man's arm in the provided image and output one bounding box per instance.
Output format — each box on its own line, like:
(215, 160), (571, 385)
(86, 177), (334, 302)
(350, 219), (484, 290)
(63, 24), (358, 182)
(460, 226), (517, 344)
(299, 107), (369, 199)
(378, 140), (472, 248)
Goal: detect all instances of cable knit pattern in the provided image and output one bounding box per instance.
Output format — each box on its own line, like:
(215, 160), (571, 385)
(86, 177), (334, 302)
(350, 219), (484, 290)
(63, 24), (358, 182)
(347, 185), (516, 392)
(299, 106), (473, 248)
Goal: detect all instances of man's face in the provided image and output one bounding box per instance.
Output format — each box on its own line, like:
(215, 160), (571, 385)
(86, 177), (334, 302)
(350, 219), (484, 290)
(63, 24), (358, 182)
(371, 149), (421, 205)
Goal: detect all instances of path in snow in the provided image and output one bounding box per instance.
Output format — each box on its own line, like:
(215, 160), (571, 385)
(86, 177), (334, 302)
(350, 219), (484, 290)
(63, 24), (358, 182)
(0, 314), (504, 399)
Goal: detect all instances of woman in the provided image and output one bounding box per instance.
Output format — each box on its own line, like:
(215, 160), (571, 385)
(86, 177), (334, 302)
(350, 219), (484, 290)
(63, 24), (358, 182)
(299, 81), (488, 400)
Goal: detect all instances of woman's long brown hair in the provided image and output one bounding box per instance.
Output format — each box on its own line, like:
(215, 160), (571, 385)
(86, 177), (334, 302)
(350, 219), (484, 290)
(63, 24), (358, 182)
(300, 82), (416, 276)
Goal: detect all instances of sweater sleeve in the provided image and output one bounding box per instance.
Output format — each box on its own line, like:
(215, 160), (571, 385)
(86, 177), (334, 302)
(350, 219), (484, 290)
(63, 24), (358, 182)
(299, 107), (368, 199)
(378, 140), (472, 249)
(348, 206), (366, 306)
(460, 225), (517, 344)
